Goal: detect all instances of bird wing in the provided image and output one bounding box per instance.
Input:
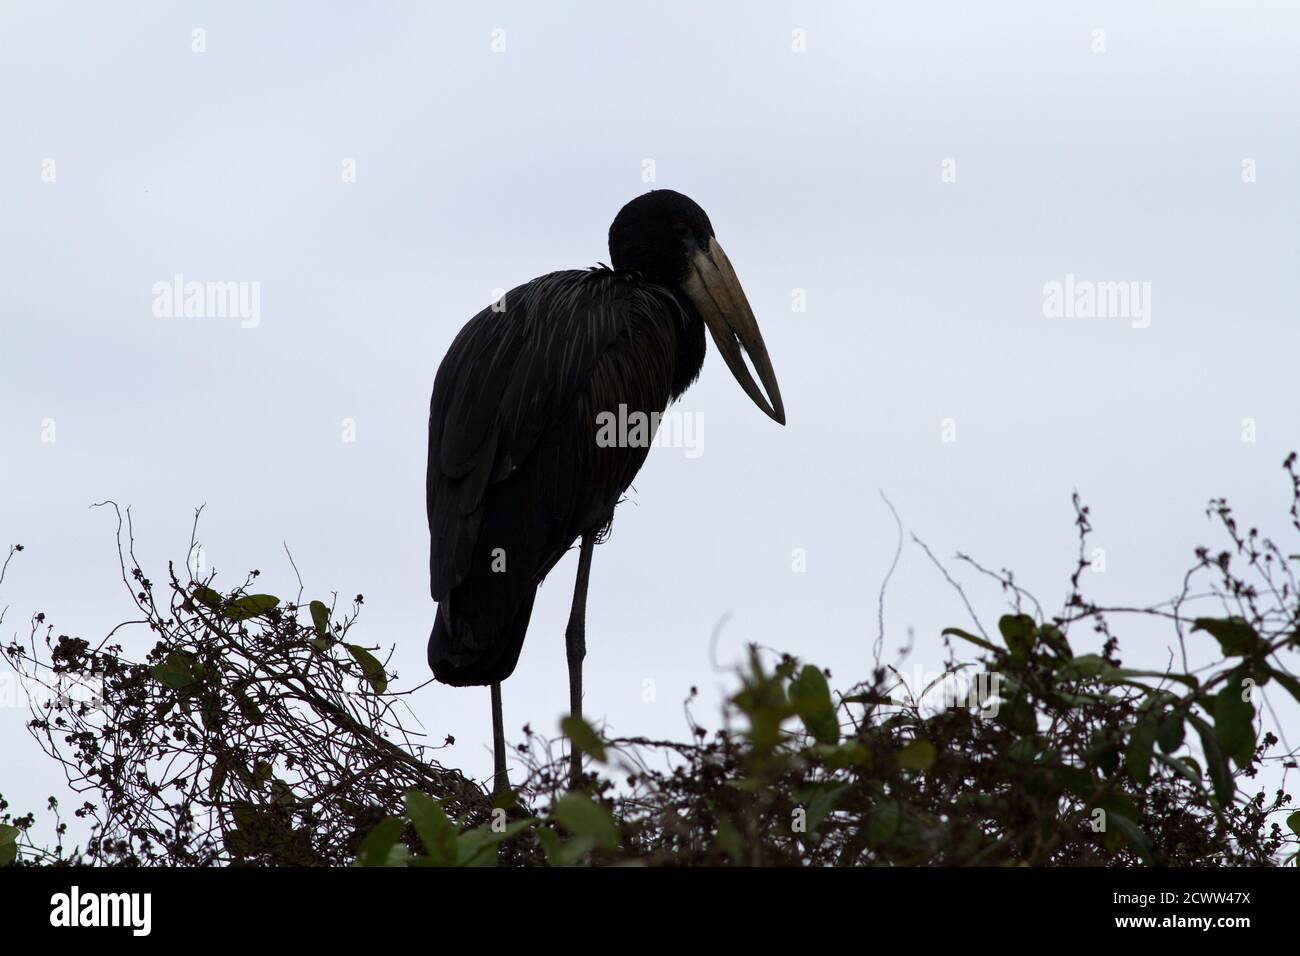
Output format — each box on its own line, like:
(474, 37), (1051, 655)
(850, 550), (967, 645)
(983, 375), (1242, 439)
(427, 269), (684, 606)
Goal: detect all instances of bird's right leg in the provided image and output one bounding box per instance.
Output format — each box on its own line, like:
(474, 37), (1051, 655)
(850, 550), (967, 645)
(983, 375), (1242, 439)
(490, 682), (508, 797)
(565, 532), (596, 789)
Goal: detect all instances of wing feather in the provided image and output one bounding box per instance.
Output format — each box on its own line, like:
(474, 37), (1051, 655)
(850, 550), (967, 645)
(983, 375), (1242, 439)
(428, 270), (681, 602)
(426, 269), (684, 684)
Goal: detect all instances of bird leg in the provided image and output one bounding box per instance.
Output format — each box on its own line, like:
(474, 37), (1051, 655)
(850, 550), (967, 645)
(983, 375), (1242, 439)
(490, 682), (508, 797)
(566, 532), (596, 789)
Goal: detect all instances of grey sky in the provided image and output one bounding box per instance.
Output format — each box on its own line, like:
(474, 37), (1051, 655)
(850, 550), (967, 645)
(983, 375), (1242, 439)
(2, 2), (1298, 819)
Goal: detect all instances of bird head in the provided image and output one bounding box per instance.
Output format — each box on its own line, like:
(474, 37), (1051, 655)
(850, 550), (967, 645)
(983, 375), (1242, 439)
(609, 189), (786, 425)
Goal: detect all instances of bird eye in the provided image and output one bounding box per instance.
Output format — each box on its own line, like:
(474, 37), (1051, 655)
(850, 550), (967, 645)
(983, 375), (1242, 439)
(673, 223), (690, 237)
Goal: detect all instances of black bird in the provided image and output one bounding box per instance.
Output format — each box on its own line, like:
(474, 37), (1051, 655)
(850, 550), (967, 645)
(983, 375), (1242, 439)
(426, 189), (784, 791)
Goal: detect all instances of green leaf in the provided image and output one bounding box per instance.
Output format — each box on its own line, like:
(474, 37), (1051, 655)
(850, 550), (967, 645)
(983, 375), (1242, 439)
(224, 593), (280, 622)
(897, 738), (936, 772)
(1156, 710), (1185, 754)
(714, 815), (744, 862)
(1058, 654), (1113, 680)
(150, 650), (202, 690)
(1008, 736), (1038, 764)
(809, 740), (870, 769)
(404, 790), (457, 866)
(354, 816), (406, 867)
(235, 688), (264, 725)
(534, 825), (558, 861)
(560, 715), (606, 762)
(344, 644), (388, 694)
(1212, 676), (1256, 768)
(1188, 714), (1234, 807)
(1084, 731), (1120, 776)
(1108, 813), (1156, 865)
(788, 664), (839, 745)
(269, 778), (295, 806)
(208, 761), (228, 800)
(941, 627), (999, 653)
(996, 691), (1036, 736)
(536, 826), (595, 868)
(998, 614), (1036, 659)
(865, 801), (902, 847)
(456, 819), (535, 868)
(193, 585), (224, 611)
(309, 600), (331, 639)
(1056, 765), (1096, 799)
(802, 782), (851, 835)
(1098, 792), (1139, 822)
(1113, 667), (1198, 689)
(550, 793), (617, 852)
(1125, 711), (1160, 785)
(1154, 752), (1202, 788)
(1286, 810), (1300, 837)
(1058, 654), (1197, 688)
(1037, 623), (1073, 658)
(841, 691), (893, 706)
(0, 824), (19, 866)
(1192, 617), (1263, 657)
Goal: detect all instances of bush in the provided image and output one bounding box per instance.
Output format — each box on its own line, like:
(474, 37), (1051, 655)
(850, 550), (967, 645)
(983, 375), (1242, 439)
(4, 458), (1300, 867)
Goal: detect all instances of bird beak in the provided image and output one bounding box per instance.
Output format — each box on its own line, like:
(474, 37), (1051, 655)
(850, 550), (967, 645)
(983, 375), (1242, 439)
(682, 238), (786, 425)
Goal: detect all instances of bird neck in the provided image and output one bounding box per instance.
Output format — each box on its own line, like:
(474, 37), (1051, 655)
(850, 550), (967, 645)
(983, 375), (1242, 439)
(668, 288), (707, 401)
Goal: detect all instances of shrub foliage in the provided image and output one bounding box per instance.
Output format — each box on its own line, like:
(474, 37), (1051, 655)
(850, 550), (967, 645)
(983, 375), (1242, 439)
(4, 459), (1300, 867)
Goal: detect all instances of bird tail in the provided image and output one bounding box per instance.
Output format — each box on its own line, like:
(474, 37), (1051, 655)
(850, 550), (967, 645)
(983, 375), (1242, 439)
(427, 588), (538, 687)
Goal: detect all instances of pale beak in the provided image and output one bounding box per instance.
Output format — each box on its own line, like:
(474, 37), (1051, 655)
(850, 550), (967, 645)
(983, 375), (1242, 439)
(682, 237), (786, 424)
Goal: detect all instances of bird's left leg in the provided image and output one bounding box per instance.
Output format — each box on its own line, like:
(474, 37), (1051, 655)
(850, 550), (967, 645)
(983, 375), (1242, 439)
(565, 531), (596, 789)
(490, 682), (509, 797)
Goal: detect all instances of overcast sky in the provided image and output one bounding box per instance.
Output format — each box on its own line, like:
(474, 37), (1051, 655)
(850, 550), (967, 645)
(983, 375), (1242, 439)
(3, 2), (1298, 822)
